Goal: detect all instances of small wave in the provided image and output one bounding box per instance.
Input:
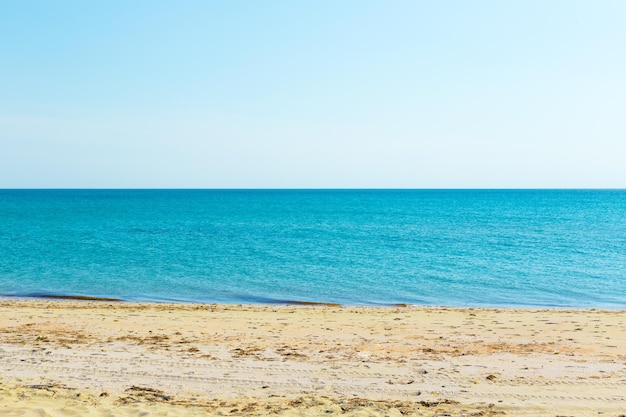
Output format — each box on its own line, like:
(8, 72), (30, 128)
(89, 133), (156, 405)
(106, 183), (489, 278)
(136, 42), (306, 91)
(2, 293), (123, 302)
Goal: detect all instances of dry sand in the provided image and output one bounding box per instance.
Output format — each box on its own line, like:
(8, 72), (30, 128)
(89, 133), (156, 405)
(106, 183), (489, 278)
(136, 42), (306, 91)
(0, 300), (624, 416)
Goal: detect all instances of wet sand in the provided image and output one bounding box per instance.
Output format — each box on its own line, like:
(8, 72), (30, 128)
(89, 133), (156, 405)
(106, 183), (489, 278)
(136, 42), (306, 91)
(1, 300), (625, 416)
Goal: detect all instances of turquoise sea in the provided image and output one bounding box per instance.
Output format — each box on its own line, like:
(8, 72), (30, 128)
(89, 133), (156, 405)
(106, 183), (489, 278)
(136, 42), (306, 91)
(0, 189), (624, 308)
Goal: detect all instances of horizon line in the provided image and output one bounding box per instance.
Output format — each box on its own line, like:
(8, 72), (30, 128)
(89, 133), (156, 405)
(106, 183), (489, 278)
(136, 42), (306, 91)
(1, 187), (625, 191)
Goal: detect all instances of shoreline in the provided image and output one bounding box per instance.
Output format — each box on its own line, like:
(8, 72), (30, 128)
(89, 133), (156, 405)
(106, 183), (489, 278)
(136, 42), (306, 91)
(1, 295), (623, 311)
(1, 300), (625, 416)
(2, 293), (623, 310)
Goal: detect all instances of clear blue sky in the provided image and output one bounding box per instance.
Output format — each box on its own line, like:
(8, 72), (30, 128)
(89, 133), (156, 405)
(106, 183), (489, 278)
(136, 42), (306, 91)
(1, 1), (625, 188)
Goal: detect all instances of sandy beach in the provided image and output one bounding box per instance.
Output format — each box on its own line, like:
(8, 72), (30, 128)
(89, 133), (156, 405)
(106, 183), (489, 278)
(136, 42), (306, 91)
(0, 300), (624, 416)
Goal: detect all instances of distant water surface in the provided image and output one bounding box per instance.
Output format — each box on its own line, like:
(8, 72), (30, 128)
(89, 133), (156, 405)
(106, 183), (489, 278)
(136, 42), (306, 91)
(1, 189), (625, 308)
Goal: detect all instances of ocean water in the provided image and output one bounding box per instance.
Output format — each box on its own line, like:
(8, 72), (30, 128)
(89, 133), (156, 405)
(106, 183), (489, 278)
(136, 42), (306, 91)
(0, 189), (625, 308)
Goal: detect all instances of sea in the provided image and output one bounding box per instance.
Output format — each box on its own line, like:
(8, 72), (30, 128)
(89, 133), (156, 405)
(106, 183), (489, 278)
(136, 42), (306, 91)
(1, 189), (625, 309)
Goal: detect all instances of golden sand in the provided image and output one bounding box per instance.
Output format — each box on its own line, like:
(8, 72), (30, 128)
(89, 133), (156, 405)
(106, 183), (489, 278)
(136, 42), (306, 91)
(1, 300), (625, 416)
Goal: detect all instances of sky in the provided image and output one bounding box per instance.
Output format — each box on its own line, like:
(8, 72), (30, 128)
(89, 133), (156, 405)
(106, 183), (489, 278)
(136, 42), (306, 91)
(1, 1), (625, 188)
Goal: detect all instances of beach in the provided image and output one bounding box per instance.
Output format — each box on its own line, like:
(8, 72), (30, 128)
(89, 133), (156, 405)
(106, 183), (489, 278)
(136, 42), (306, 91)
(0, 300), (625, 416)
